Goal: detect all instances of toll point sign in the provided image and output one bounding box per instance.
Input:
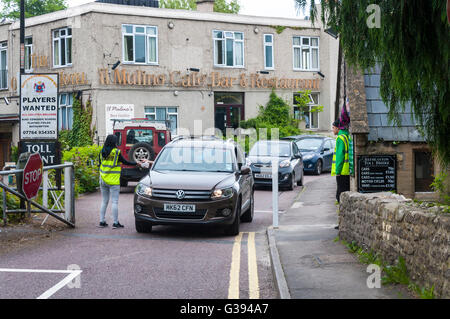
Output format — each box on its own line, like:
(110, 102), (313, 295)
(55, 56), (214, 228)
(20, 74), (59, 140)
(22, 153), (44, 200)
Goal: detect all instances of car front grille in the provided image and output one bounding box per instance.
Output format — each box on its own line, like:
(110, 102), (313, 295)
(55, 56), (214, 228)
(253, 163), (272, 168)
(152, 189), (211, 201)
(153, 207), (207, 220)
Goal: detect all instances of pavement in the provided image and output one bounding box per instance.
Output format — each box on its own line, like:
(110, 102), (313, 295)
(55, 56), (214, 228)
(267, 174), (411, 299)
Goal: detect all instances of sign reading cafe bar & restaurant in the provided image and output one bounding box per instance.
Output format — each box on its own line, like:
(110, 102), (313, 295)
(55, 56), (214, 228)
(20, 74), (59, 140)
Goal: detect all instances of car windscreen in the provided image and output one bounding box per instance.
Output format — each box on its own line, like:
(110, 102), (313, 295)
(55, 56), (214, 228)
(249, 142), (291, 157)
(153, 147), (234, 172)
(296, 138), (324, 151)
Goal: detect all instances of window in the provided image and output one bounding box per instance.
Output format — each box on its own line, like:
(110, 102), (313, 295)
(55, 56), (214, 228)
(145, 107), (178, 135)
(59, 93), (73, 130)
(53, 27), (72, 67)
(293, 36), (319, 71)
(0, 42), (7, 89)
(213, 30), (244, 67)
(123, 25), (158, 64)
(294, 93), (320, 129)
(264, 34), (274, 69)
(25, 37), (33, 72)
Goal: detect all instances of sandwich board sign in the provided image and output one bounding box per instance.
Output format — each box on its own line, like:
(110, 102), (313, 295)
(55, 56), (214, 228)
(20, 74), (59, 140)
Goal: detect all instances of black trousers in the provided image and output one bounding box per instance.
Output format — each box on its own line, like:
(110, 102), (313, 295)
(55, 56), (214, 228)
(336, 175), (350, 203)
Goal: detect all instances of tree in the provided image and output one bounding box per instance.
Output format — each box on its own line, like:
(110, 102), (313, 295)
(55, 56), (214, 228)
(160, 0), (240, 14)
(240, 90), (301, 139)
(294, 0), (450, 165)
(1, 0), (67, 19)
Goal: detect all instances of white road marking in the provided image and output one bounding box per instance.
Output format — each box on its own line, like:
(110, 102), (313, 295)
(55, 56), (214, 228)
(0, 268), (82, 299)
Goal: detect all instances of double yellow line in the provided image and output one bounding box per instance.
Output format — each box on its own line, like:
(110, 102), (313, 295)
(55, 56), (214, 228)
(228, 232), (259, 299)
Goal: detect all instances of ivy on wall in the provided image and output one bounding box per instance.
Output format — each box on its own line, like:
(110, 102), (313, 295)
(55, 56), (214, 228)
(59, 95), (94, 149)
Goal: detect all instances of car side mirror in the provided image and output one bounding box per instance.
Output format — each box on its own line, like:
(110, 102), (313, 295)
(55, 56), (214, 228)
(240, 166), (251, 175)
(324, 147), (330, 152)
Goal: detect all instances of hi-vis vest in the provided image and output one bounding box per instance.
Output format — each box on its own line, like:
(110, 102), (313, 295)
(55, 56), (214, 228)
(99, 148), (121, 185)
(331, 134), (350, 176)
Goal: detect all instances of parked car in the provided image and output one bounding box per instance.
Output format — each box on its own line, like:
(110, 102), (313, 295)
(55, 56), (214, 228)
(246, 140), (304, 190)
(133, 136), (254, 236)
(283, 135), (335, 175)
(113, 119), (171, 187)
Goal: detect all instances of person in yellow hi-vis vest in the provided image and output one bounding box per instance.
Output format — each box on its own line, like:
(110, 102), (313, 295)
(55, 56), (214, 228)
(98, 135), (150, 229)
(331, 118), (351, 204)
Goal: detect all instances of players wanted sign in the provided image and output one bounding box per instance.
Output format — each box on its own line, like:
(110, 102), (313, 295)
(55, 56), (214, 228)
(20, 74), (59, 140)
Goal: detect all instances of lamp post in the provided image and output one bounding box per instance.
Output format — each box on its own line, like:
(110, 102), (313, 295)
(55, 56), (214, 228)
(20, 0), (25, 74)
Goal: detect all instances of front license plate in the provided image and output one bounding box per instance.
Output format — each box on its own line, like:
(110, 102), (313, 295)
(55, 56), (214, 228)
(255, 173), (272, 179)
(164, 204), (196, 212)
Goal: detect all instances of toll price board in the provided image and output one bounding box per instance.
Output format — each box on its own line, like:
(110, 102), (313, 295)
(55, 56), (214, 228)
(357, 155), (396, 193)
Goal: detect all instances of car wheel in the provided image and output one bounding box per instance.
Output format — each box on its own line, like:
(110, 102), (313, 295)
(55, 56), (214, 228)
(297, 171), (304, 186)
(224, 199), (241, 236)
(129, 142), (156, 163)
(120, 178), (128, 187)
(241, 190), (254, 223)
(315, 160), (322, 175)
(135, 220), (152, 233)
(288, 173), (295, 191)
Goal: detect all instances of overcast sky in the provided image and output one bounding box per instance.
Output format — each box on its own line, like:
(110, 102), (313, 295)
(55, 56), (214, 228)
(67, 0), (306, 19)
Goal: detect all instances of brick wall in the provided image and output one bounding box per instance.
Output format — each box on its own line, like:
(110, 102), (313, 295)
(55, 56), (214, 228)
(339, 191), (450, 298)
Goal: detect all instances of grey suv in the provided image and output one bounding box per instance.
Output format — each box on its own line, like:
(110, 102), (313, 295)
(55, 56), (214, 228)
(134, 137), (254, 236)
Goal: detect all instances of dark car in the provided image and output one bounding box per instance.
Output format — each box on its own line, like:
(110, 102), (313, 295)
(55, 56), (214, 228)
(246, 140), (304, 190)
(283, 135), (335, 175)
(133, 136), (254, 236)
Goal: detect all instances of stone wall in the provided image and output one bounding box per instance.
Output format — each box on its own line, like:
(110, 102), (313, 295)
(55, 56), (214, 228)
(339, 191), (450, 298)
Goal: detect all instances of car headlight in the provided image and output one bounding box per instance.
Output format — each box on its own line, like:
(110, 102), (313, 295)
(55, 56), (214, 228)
(136, 184), (153, 197)
(303, 154), (314, 161)
(211, 187), (233, 200)
(279, 160), (291, 168)
(245, 158), (252, 166)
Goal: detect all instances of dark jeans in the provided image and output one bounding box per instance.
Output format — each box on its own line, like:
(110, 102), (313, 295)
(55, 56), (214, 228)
(336, 175), (350, 203)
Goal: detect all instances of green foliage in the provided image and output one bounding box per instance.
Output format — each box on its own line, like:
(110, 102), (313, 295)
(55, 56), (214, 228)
(239, 90), (301, 139)
(295, 0), (450, 166)
(0, 0), (67, 19)
(159, 0), (196, 10)
(69, 97), (94, 148)
(430, 171), (450, 205)
(62, 145), (101, 196)
(273, 26), (287, 34)
(382, 256), (410, 285)
(0, 191), (24, 224)
(338, 239), (436, 298)
(58, 129), (71, 151)
(160, 0), (240, 13)
(10, 146), (18, 162)
(59, 96), (94, 150)
(213, 0), (239, 14)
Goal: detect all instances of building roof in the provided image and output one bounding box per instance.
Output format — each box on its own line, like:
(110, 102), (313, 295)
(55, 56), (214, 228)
(9, 1), (317, 31)
(364, 66), (425, 142)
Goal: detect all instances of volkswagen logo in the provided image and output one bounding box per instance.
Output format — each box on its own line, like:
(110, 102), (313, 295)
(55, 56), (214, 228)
(176, 190), (186, 200)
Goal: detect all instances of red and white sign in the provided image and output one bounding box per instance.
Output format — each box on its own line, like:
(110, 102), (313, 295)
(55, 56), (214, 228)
(22, 153), (44, 200)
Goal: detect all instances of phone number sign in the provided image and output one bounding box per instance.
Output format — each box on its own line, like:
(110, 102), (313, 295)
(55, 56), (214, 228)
(20, 74), (59, 140)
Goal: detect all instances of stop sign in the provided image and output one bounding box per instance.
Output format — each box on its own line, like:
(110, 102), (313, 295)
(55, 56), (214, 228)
(22, 153), (43, 200)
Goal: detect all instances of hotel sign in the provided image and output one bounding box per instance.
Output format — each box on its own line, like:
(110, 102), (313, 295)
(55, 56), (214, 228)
(98, 68), (320, 90)
(20, 73), (59, 140)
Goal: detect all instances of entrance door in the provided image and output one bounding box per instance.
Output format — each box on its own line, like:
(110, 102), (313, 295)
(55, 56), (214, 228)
(0, 133), (12, 169)
(214, 93), (244, 135)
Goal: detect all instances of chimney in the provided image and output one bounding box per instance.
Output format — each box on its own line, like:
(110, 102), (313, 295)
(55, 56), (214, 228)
(196, 0), (215, 13)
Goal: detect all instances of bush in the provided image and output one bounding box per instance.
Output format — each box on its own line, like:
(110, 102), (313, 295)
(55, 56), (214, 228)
(62, 145), (101, 196)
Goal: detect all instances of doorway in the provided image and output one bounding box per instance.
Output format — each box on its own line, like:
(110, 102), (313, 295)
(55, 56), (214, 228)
(214, 92), (244, 135)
